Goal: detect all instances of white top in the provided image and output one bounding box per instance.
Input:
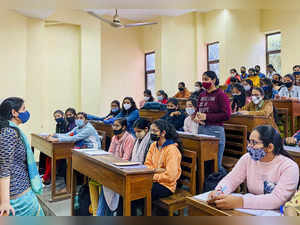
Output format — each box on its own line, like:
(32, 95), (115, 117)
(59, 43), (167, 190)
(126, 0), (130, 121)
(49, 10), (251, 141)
(183, 116), (199, 134)
(278, 85), (300, 100)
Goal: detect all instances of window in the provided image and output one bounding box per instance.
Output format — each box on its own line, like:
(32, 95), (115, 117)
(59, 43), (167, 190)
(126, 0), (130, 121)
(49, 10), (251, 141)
(207, 42), (220, 77)
(145, 51), (156, 94)
(266, 32), (281, 74)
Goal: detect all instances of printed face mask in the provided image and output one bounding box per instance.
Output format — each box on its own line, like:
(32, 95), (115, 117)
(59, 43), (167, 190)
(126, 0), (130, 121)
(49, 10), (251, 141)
(185, 107), (196, 116)
(247, 146), (266, 161)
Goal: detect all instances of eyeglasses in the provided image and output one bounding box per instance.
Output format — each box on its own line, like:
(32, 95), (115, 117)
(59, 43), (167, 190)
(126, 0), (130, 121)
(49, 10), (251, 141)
(247, 140), (263, 146)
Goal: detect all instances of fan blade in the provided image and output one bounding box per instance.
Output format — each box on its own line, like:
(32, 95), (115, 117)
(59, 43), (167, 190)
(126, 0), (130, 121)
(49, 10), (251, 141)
(124, 22), (158, 28)
(87, 11), (114, 25)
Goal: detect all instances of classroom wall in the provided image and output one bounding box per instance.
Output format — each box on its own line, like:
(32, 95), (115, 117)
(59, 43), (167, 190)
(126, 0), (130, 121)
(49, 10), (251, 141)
(261, 10), (300, 75)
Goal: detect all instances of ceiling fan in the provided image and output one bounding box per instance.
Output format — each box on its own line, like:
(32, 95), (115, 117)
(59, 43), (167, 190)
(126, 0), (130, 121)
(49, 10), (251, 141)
(87, 9), (158, 28)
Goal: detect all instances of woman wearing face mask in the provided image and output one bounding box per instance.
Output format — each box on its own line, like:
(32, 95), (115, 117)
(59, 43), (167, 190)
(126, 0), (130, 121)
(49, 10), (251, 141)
(242, 79), (253, 103)
(87, 100), (121, 122)
(160, 98), (186, 131)
(183, 98), (199, 134)
(156, 90), (168, 105)
(104, 97), (139, 135)
(239, 87), (279, 131)
(139, 90), (155, 109)
(272, 74), (283, 92)
(173, 82), (191, 99)
(225, 68), (241, 85)
(278, 74), (300, 101)
(97, 118), (135, 216)
(266, 64), (277, 79)
(260, 78), (278, 100)
(190, 82), (204, 100)
(208, 125), (299, 210)
(240, 66), (248, 80)
(65, 108), (77, 132)
(231, 83), (247, 113)
(195, 71), (231, 173)
(0, 97), (44, 216)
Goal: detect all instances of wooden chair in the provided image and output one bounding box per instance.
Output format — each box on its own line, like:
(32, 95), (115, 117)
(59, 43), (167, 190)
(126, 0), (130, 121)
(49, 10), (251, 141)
(153, 149), (197, 216)
(97, 130), (106, 150)
(223, 124), (248, 171)
(276, 108), (289, 138)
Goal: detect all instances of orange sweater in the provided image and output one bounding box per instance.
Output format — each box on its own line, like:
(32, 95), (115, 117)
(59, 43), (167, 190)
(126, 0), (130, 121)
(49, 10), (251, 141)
(173, 88), (191, 98)
(144, 141), (182, 193)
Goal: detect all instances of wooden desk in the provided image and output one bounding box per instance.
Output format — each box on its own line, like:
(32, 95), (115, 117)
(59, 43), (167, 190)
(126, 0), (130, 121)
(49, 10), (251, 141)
(176, 98), (188, 110)
(90, 121), (113, 138)
(284, 146), (300, 169)
(227, 114), (272, 132)
(139, 109), (166, 122)
(186, 197), (250, 216)
(273, 100), (300, 134)
(31, 134), (73, 202)
(71, 151), (154, 216)
(179, 133), (219, 193)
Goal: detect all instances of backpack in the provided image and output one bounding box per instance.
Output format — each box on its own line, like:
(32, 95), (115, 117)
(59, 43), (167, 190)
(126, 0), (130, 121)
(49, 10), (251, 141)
(142, 102), (167, 111)
(203, 170), (228, 193)
(76, 184), (92, 216)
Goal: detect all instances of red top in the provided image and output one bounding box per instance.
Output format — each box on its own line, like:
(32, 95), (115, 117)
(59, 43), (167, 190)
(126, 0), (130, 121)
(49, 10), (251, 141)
(158, 99), (168, 105)
(225, 74), (241, 85)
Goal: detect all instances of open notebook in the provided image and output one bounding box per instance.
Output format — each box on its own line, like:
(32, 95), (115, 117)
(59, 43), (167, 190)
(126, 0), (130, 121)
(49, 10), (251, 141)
(194, 192), (281, 216)
(74, 149), (112, 156)
(284, 145), (300, 153)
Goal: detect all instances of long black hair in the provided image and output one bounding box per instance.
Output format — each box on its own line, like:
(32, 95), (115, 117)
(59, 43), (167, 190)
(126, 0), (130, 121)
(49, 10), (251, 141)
(157, 90), (168, 100)
(152, 119), (183, 153)
(203, 71), (220, 86)
(121, 97), (137, 115)
(0, 97), (24, 136)
(144, 90), (154, 102)
(254, 125), (293, 160)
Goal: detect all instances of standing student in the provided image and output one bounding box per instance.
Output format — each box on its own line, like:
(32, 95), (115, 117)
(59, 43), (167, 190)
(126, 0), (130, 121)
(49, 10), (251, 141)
(278, 74), (300, 101)
(65, 108), (77, 132)
(173, 82), (191, 98)
(87, 100), (120, 121)
(156, 90), (168, 105)
(97, 118), (135, 216)
(242, 79), (254, 103)
(225, 69), (241, 85)
(195, 71), (231, 172)
(248, 68), (260, 87)
(255, 65), (266, 79)
(272, 74), (283, 92)
(105, 97), (139, 135)
(266, 64), (277, 79)
(184, 98), (199, 134)
(260, 78), (279, 100)
(160, 98), (186, 131)
(240, 66), (248, 80)
(139, 90), (155, 108)
(231, 83), (247, 113)
(208, 126), (299, 210)
(239, 87), (279, 131)
(0, 97), (44, 216)
(190, 81), (204, 100)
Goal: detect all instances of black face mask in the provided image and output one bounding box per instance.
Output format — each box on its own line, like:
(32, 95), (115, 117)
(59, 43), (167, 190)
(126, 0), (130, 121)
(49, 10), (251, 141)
(255, 69), (260, 73)
(66, 117), (75, 123)
(113, 128), (123, 135)
(56, 117), (65, 124)
(178, 87), (184, 92)
(272, 79), (282, 86)
(150, 133), (160, 142)
(241, 70), (246, 74)
(284, 82), (293, 88)
(167, 108), (176, 114)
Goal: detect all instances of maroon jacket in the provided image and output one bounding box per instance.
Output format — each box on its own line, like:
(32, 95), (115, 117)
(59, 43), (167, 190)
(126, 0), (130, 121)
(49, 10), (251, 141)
(196, 88), (231, 126)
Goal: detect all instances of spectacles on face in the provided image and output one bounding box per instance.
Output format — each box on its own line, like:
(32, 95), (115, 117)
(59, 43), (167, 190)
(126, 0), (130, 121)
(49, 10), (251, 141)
(247, 139), (263, 147)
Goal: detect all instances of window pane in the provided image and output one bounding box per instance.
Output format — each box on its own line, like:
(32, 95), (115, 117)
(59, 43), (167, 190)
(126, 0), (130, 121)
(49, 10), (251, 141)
(268, 53), (281, 74)
(209, 63), (220, 78)
(147, 73), (155, 94)
(267, 33), (281, 52)
(208, 43), (219, 61)
(146, 53), (155, 71)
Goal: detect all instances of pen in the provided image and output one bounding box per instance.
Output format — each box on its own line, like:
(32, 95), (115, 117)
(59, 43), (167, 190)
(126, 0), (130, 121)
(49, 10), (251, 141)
(280, 205), (284, 216)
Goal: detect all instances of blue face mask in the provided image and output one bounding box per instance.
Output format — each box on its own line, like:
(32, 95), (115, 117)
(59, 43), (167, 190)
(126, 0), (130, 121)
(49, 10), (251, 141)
(56, 117), (65, 124)
(18, 111), (30, 124)
(247, 146), (266, 161)
(111, 108), (119, 113)
(75, 119), (85, 128)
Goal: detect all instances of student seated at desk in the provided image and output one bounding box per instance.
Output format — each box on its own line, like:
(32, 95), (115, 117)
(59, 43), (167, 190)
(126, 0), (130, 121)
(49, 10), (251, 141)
(156, 90), (168, 105)
(247, 68), (260, 87)
(208, 125), (299, 210)
(231, 83), (247, 113)
(104, 97), (139, 135)
(266, 64), (277, 79)
(255, 65), (266, 79)
(184, 98), (199, 134)
(285, 130), (300, 146)
(272, 74), (283, 92)
(195, 71), (231, 173)
(190, 81), (205, 100)
(260, 78), (278, 100)
(139, 89), (155, 108)
(87, 100), (120, 121)
(225, 68), (241, 85)
(173, 82), (191, 98)
(65, 108), (77, 132)
(242, 79), (253, 103)
(225, 77), (239, 94)
(160, 98), (186, 131)
(240, 66), (248, 80)
(96, 118), (135, 216)
(284, 189), (300, 216)
(278, 74), (300, 101)
(239, 87), (279, 131)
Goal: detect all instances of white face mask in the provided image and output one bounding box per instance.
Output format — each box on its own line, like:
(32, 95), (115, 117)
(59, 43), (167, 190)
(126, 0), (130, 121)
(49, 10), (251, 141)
(185, 107), (196, 116)
(195, 87), (201, 92)
(157, 95), (163, 101)
(244, 85), (251, 91)
(135, 130), (146, 140)
(123, 103), (132, 110)
(251, 96), (262, 105)
(144, 96), (150, 101)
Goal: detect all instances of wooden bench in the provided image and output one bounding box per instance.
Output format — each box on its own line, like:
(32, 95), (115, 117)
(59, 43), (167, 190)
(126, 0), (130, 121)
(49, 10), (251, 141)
(153, 149), (197, 216)
(223, 124), (248, 171)
(97, 130), (106, 151)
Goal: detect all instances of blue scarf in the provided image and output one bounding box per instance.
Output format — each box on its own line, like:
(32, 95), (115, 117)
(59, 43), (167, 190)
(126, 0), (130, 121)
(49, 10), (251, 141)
(9, 121), (43, 195)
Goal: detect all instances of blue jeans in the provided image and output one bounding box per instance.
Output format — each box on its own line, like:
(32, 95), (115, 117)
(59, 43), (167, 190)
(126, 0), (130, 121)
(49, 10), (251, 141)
(198, 125), (226, 172)
(96, 188), (114, 216)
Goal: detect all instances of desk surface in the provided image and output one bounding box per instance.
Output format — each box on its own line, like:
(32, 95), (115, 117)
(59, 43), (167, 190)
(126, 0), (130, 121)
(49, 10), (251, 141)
(178, 132), (219, 142)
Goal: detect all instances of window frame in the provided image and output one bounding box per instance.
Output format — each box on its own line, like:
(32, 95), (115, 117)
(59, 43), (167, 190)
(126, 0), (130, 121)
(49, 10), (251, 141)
(145, 51), (156, 90)
(266, 32), (281, 67)
(207, 41), (220, 74)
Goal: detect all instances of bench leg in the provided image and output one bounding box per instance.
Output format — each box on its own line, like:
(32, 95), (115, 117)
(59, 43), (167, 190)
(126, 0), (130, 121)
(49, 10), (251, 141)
(169, 206), (174, 216)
